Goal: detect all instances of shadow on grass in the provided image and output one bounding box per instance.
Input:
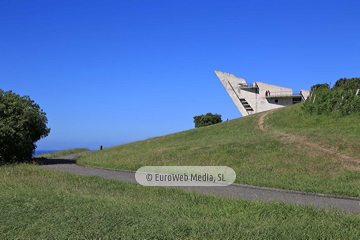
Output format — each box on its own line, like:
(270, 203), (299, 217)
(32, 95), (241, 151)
(0, 158), (71, 167)
(1, 151), (92, 167)
(37, 157), (76, 165)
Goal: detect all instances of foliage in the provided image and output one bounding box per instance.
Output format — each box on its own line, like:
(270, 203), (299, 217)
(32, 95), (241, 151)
(310, 83), (330, 92)
(0, 90), (50, 163)
(302, 78), (360, 116)
(193, 113), (222, 128)
(332, 77), (360, 91)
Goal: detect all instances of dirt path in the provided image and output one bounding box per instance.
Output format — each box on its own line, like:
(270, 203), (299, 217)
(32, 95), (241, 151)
(258, 109), (275, 131)
(258, 110), (360, 163)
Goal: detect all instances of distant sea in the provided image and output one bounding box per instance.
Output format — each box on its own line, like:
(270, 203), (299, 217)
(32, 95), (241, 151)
(33, 150), (58, 157)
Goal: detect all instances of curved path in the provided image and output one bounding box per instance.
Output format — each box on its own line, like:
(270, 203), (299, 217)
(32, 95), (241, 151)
(40, 152), (360, 213)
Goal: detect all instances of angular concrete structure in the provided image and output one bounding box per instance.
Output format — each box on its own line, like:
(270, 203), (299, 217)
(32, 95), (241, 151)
(215, 70), (310, 116)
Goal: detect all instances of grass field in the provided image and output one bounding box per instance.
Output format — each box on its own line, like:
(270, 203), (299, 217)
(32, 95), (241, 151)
(1, 164), (360, 239)
(77, 104), (360, 197)
(267, 104), (360, 159)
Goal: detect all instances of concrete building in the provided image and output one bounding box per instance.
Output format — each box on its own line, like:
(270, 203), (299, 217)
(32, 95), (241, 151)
(215, 70), (310, 117)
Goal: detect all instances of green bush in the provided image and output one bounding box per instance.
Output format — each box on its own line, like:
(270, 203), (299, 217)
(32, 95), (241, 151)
(193, 113), (222, 128)
(0, 90), (50, 163)
(332, 77), (360, 91)
(302, 78), (360, 116)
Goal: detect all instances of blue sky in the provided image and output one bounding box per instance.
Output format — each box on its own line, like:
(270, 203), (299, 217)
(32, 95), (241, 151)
(1, 0), (359, 150)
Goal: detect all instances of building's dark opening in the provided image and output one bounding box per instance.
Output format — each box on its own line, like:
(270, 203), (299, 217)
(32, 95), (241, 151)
(275, 99), (278, 103)
(293, 97), (302, 104)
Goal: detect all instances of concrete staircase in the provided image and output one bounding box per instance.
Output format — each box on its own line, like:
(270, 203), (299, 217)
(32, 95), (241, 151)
(239, 98), (254, 111)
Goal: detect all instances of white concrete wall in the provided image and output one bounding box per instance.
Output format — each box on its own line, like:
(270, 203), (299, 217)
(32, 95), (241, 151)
(301, 90), (310, 100)
(214, 70), (248, 116)
(236, 86), (258, 115)
(255, 82), (293, 113)
(215, 70), (309, 117)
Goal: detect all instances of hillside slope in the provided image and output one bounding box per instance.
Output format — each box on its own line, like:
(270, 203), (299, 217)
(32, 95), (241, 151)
(78, 104), (360, 197)
(267, 104), (359, 159)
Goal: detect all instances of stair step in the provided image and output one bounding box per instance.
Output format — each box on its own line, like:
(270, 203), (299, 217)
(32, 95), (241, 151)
(239, 98), (254, 111)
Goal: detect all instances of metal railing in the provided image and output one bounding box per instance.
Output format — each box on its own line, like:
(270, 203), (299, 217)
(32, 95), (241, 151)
(265, 91), (302, 97)
(238, 82), (257, 88)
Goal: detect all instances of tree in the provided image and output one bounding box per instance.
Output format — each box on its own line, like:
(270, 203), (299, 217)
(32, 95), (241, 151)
(332, 78), (360, 91)
(193, 113), (222, 128)
(310, 83), (330, 92)
(0, 90), (50, 163)
(303, 81), (360, 116)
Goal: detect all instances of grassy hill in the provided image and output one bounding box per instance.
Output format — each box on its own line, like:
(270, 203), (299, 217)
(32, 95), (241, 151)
(267, 104), (359, 159)
(77, 103), (360, 197)
(2, 103), (360, 239)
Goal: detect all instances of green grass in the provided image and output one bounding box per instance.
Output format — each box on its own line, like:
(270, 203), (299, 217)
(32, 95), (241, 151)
(267, 103), (360, 159)
(1, 164), (360, 239)
(77, 105), (360, 197)
(34, 148), (90, 159)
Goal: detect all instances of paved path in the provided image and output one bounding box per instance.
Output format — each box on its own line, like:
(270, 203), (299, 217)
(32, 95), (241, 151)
(39, 152), (360, 213)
